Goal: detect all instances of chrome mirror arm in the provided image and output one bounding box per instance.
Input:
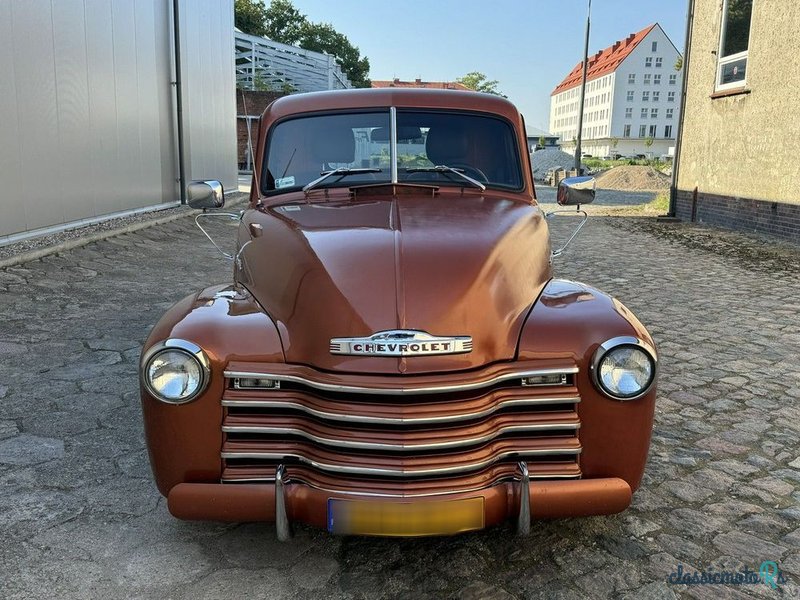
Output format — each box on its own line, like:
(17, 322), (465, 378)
(194, 212), (241, 260)
(547, 205), (588, 259)
(234, 223), (264, 269)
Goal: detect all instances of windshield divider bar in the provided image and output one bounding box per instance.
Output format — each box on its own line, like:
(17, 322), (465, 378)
(390, 106), (398, 184)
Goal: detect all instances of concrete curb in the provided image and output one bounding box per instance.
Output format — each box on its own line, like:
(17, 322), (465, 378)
(0, 194), (249, 269)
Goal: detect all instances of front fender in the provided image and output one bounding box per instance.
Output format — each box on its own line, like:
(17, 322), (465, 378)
(518, 279), (657, 491)
(140, 284), (284, 496)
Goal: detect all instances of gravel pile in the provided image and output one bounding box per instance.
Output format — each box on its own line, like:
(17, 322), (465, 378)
(531, 148), (583, 180)
(594, 166), (670, 192)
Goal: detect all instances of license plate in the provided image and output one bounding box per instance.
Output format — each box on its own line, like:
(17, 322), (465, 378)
(327, 497), (485, 536)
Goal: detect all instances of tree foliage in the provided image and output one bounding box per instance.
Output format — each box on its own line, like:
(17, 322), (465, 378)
(236, 0), (371, 88)
(262, 0), (306, 44)
(234, 0), (269, 38)
(456, 72), (506, 97)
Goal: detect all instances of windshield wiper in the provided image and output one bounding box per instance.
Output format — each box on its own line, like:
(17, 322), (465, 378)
(404, 165), (486, 191)
(303, 167), (382, 193)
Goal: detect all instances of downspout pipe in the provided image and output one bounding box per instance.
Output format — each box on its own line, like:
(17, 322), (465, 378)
(172, 0), (187, 204)
(668, 0), (695, 217)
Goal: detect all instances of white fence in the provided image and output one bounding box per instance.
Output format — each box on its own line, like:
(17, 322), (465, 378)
(234, 30), (351, 92)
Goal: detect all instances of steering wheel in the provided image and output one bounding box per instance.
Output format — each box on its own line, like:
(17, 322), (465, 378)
(447, 163), (489, 183)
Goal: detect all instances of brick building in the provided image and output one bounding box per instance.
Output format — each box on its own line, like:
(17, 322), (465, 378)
(236, 90), (285, 171)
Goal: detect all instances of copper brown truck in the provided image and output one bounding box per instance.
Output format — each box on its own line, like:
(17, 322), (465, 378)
(140, 88), (657, 538)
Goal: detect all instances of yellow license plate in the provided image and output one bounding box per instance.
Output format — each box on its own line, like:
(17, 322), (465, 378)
(327, 497), (485, 536)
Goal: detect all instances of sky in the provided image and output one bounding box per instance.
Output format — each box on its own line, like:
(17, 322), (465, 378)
(290, 0), (688, 132)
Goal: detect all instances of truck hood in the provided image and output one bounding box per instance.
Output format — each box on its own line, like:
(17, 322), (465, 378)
(241, 192), (551, 374)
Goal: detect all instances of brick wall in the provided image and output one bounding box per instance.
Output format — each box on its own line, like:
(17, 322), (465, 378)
(675, 189), (800, 243)
(235, 90), (285, 169)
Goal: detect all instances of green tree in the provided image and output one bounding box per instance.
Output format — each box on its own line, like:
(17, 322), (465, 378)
(235, 0), (269, 38)
(644, 136), (655, 149)
(297, 22), (371, 88)
(237, 0), (371, 88)
(611, 137), (619, 149)
(538, 135), (546, 148)
(251, 71), (273, 91)
(262, 0), (306, 44)
(456, 72), (506, 97)
(674, 55), (683, 71)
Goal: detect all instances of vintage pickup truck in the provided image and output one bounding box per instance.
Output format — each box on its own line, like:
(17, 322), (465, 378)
(140, 88), (657, 538)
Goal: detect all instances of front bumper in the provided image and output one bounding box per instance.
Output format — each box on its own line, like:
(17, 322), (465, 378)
(167, 474), (631, 538)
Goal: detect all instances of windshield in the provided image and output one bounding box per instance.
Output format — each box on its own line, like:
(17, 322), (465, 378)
(263, 111), (391, 193)
(395, 111), (522, 189)
(262, 109), (523, 194)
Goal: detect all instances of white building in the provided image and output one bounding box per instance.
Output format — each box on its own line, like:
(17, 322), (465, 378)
(549, 24), (683, 159)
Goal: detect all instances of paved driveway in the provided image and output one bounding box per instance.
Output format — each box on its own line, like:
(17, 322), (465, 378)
(1, 198), (799, 599)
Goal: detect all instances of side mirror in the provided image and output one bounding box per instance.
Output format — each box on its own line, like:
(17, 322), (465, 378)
(557, 176), (595, 206)
(188, 180), (225, 209)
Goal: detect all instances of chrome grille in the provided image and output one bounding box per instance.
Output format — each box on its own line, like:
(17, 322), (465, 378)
(220, 362), (582, 491)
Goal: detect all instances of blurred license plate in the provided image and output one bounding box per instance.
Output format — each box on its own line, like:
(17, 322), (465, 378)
(327, 497), (484, 536)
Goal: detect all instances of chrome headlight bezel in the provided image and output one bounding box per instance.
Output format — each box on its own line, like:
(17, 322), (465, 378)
(590, 336), (657, 401)
(140, 339), (210, 404)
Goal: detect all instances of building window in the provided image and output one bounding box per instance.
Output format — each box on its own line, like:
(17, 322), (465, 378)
(652, 41), (658, 52)
(651, 108), (658, 118)
(625, 107), (633, 118)
(655, 57), (663, 68)
(641, 108), (648, 119)
(669, 74), (677, 85)
(653, 91), (660, 102)
(717, 0), (753, 90)
(649, 124), (657, 137)
(624, 124), (631, 137)
(668, 91), (676, 102)
(654, 74), (662, 85)
(645, 57), (653, 68)
(628, 73), (636, 84)
(642, 91), (649, 102)
(639, 125), (647, 137)
(644, 74), (651, 85)
(627, 90), (635, 101)
(666, 108), (674, 119)
(665, 125), (673, 138)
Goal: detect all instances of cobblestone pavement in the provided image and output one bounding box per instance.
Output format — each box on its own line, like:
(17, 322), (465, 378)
(1, 196), (799, 599)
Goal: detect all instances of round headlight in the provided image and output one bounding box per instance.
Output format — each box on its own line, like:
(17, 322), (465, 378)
(591, 337), (656, 400)
(141, 340), (209, 404)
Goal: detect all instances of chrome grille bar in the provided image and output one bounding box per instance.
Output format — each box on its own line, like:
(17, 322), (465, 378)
(222, 421), (580, 451)
(223, 367), (578, 395)
(222, 395), (580, 425)
(221, 447), (582, 478)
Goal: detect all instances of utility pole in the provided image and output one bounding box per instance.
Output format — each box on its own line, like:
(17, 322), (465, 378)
(574, 0), (592, 173)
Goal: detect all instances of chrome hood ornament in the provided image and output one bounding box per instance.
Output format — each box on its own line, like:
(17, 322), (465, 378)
(330, 330), (473, 357)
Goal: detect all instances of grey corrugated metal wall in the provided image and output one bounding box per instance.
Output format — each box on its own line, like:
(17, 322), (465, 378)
(0, 0), (237, 243)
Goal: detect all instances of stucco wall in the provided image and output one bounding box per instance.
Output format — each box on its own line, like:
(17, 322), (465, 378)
(677, 0), (800, 204)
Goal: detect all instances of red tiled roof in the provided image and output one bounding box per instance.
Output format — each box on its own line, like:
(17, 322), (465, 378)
(371, 78), (471, 91)
(551, 24), (656, 96)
